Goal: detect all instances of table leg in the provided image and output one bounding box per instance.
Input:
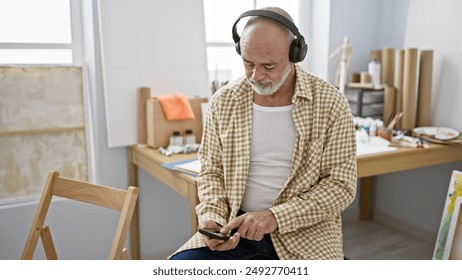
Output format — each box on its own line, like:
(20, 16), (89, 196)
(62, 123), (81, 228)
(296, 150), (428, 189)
(128, 146), (140, 260)
(188, 182), (199, 235)
(359, 176), (373, 220)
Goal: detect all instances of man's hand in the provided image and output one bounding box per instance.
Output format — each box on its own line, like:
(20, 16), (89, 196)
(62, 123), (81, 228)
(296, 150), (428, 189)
(199, 220), (240, 251)
(220, 210), (278, 241)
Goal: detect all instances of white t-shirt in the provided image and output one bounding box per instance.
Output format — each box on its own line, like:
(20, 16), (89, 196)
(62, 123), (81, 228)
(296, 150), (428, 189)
(240, 102), (296, 212)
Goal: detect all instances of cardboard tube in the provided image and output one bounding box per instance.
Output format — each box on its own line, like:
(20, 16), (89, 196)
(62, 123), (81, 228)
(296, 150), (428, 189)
(402, 48), (419, 130)
(393, 49), (405, 128)
(382, 47), (395, 86)
(416, 50), (433, 127)
(383, 86), (396, 122)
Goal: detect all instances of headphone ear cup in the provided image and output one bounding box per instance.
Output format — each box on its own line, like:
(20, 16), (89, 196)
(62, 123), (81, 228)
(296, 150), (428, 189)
(289, 37), (308, 63)
(288, 40), (299, 62)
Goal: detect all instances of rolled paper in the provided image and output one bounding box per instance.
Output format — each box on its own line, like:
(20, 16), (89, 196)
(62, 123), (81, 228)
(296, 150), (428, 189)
(383, 86), (396, 122)
(416, 50), (433, 127)
(402, 48), (419, 130)
(382, 47), (395, 86)
(393, 49), (405, 128)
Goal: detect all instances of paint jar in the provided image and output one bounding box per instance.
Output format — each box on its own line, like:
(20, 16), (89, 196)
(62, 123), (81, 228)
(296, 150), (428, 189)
(184, 129), (196, 145)
(378, 127), (392, 141)
(169, 131), (183, 146)
(360, 72), (371, 84)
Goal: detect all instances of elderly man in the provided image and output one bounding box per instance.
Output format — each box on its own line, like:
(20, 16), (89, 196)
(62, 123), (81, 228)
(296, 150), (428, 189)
(171, 6), (356, 260)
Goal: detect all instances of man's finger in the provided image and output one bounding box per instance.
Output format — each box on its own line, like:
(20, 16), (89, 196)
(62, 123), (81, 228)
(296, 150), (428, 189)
(220, 216), (244, 234)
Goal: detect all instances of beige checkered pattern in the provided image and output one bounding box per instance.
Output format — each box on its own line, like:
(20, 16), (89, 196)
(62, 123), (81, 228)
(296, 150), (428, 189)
(172, 64), (357, 259)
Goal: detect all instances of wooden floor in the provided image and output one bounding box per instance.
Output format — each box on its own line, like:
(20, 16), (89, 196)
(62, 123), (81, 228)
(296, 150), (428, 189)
(343, 218), (435, 260)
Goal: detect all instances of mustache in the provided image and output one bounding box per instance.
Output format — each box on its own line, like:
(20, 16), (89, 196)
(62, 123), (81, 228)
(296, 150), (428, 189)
(248, 79), (274, 86)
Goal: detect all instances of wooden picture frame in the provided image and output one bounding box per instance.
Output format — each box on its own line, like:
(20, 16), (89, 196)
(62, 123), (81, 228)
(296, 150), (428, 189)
(433, 170), (462, 259)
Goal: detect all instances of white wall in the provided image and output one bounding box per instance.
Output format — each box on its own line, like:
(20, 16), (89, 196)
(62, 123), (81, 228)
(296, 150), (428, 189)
(306, 0), (331, 78)
(332, 0), (462, 243)
(328, 0), (380, 83)
(373, 0), (462, 239)
(404, 0), (462, 131)
(327, 0), (409, 84)
(0, 199), (121, 259)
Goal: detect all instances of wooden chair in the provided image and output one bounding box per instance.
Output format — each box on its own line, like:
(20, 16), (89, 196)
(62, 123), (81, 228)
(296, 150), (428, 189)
(21, 171), (139, 260)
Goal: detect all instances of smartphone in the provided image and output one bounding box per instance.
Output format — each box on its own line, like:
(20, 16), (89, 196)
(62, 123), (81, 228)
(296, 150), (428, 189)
(198, 228), (230, 240)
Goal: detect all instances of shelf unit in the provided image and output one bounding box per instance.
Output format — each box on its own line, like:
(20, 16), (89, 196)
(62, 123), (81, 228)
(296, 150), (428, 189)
(345, 86), (384, 119)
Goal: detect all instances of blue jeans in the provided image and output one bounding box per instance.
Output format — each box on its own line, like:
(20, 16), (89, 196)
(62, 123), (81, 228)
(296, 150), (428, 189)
(171, 210), (279, 260)
(170, 233), (279, 260)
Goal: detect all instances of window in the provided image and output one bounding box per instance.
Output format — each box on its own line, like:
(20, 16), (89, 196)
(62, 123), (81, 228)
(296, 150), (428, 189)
(0, 0), (81, 65)
(203, 0), (300, 86)
(0, 0), (87, 204)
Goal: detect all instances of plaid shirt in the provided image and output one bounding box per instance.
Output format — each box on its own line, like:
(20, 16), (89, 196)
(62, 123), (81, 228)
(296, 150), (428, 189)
(173, 64), (357, 259)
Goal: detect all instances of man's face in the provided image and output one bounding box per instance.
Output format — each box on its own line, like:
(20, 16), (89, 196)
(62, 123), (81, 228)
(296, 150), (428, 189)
(245, 60), (291, 96)
(240, 24), (292, 96)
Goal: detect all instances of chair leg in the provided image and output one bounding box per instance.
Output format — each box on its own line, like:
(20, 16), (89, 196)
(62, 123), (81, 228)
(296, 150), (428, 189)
(122, 248), (130, 260)
(41, 226), (58, 260)
(21, 171), (57, 260)
(21, 226), (41, 260)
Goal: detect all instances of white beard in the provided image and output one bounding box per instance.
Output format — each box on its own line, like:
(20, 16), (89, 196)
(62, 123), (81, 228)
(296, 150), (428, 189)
(248, 63), (292, 96)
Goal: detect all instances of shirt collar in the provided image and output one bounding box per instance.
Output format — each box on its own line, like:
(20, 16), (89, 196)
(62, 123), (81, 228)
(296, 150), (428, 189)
(291, 63), (313, 103)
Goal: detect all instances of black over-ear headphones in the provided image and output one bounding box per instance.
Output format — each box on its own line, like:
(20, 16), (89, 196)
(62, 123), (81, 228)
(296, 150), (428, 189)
(232, 9), (308, 63)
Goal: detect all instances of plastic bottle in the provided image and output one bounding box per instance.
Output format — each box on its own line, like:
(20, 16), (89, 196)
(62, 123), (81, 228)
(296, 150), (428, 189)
(369, 121), (377, 136)
(368, 50), (381, 86)
(184, 129), (196, 145)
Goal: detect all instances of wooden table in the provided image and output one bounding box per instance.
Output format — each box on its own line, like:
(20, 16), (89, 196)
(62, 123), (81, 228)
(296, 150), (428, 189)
(128, 143), (462, 259)
(356, 143), (462, 219)
(128, 145), (198, 259)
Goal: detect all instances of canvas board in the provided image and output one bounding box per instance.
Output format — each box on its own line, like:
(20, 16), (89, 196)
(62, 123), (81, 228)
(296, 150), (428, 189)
(0, 67), (87, 203)
(433, 170), (462, 259)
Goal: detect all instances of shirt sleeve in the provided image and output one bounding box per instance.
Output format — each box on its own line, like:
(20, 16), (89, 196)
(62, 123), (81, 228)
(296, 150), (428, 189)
(195, 93), (229, 227)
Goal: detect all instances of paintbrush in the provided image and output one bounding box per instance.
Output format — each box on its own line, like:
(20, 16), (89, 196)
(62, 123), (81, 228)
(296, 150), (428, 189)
(386, 112), (403, 131)
(384, 112), (395, 128)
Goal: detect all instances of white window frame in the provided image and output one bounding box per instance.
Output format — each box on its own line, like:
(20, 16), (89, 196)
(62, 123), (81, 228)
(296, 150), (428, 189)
(0, 0), (83, 66)
(0, 0), (97, 191)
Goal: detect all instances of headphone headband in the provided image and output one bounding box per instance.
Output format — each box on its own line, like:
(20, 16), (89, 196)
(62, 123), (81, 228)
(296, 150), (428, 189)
(231, 9), (308, 63)
(232, 9), (302, 43)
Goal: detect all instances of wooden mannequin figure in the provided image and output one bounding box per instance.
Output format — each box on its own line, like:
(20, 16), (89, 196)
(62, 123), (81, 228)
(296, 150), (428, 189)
(329, 36), (352, 94)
